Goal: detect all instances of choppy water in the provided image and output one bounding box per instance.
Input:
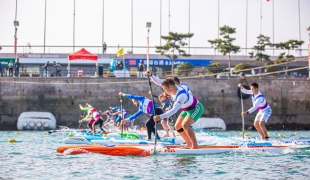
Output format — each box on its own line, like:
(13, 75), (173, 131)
(1, 130), (310, 180)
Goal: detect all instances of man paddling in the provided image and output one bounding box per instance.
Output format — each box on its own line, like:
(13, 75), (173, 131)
(119, 92), (162, 141)
(146, 71), (204, 149)
(238, 83), (272, 140)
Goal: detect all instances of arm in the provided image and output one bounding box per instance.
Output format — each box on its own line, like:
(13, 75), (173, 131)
(247, 97), (263, 114)
(241, 87), (253, 95)
(123, 93), (145, 101)
(159, 94), (187, 119)
(150, 74), (163, 87)
(82, 114), (92, 121)
(238, 84), (252, 95)
(79, 105), (89, 111)
(127, 110), (143, 121)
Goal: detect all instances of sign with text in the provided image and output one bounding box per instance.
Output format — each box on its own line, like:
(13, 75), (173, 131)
(125, 58), (212, 67)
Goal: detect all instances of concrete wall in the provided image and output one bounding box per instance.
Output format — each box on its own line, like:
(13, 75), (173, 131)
(0, 76), (309, 130)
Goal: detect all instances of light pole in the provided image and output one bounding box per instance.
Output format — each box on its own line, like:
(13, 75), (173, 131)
(14, 0), (19, 77)
(307, 26), (310, 80)
(146, 22), (152, 71)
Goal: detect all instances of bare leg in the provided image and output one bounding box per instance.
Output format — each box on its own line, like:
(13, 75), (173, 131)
(175, 116), (192, 148)
(161, 120), (169, 137)
(259, 121), (268, 140)
(92, 124), (96, 133)
(182, 116), (199, 149)
(254, 121), (264, 139)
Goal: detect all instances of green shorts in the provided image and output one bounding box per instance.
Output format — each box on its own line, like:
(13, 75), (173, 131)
(179, 102), (204, 122)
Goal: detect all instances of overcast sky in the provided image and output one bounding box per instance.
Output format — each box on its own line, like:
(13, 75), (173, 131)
(0, 0), (309, 56)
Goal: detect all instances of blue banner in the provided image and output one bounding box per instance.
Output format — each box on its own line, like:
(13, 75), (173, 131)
(125, 58), (212, 67)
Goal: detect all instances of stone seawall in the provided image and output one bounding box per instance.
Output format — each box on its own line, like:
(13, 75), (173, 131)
(0, 77), (309, 130)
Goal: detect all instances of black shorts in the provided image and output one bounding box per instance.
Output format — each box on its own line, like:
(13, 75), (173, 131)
(94, 119), (104, 126)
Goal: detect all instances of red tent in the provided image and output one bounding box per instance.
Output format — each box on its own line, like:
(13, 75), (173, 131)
(68, 48), (98, 61)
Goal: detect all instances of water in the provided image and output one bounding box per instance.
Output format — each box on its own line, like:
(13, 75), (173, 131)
(1, 130), (310, 180)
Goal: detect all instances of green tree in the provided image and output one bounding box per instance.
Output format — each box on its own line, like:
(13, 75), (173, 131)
(264, 60), (278, 74)
(274, 40), (304, 55)
(249, 34), (272, 63)
(207, 63), (225, 75)
(234, 63), (252, 74)
(208, 25), (240, 77)
(176, 63), (194, 76)
(156, 32), (194, 75)
(274, 40), (303, 76)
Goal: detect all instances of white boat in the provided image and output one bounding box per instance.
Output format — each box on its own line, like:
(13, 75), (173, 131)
(17, 112), (56, 130)
(193, 117), (226, 130)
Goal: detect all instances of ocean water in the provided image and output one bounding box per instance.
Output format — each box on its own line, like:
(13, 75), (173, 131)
(1, 130), (310, 180)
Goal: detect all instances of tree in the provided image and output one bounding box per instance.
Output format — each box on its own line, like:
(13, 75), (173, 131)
(234, 63), (252, 74)
(274, 40), (304, 55)
(274, 40), (304, 76)
(249, 34), (272, 63)
(264, 60), (278, 74)
(207, 63), (225, 75)
(208, 25), (240, 77)
(176, 63), (194, 76)
(155, 32), (194, 75)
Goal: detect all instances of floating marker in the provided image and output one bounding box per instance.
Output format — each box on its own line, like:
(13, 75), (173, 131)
(15, 132), (19, 135)
(294, 132), (298, 135)
(103, 134), (107, 137)
(68, 134), (73, 137)
(244, 133), (249, 137)
(8, 138), (16, 143)
(44, 132), (48, 135)
(278, 133), (283, 137)
(267, 132), (272, 135)
(213, 132), (217, 135)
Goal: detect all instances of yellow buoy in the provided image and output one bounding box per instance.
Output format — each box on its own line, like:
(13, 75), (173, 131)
(213, 132), (217, 135)
(294, 132), (298, 135)
(267, 132), (272, 135)
(8, 138), (16, 143)
(43, 132), (48, 135)
(278, 133), (283, 137)
(32, 134), (35, 136)
(15, 132), (19, 135)
(68, 134), (73, 137)
(103, 134), (107, 137)
(244, 133), (249, 137)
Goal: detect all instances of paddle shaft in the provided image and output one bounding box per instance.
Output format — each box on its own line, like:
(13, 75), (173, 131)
(240, 88), (245, 139)
(120, 95), (124, 138)
(147, 75), (158, 152)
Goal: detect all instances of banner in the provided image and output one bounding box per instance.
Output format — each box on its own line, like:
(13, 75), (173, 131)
(124, 58), (212, 67)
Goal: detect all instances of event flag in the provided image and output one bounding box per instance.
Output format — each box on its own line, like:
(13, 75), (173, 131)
(116, 48), (124, 57)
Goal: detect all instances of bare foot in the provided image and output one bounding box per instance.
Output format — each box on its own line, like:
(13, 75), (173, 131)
(190, 146), (199, 149)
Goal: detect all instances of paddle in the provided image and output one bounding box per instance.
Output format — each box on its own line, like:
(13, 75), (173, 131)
(240, 88), (245, 139)
(147, 74), (158, 152)
(120, 94), (124, 138)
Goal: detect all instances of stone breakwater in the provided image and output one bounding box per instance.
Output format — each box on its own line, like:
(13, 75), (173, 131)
(0, 77), (309, 130)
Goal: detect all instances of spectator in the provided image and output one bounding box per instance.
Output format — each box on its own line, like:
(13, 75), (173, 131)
(43, 61), (49, 77)
(103, 42), (107, 54)
(8, 60), (13, 77)
(0, 62), (2, 77)
(119, 60), (124, 70)
(55, 62), (62, 77)
(15, 59), (20, 77)
(138, 60), (145, 78)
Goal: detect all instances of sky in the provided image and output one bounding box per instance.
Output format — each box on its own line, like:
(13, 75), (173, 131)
(0, 0), (309, 56)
